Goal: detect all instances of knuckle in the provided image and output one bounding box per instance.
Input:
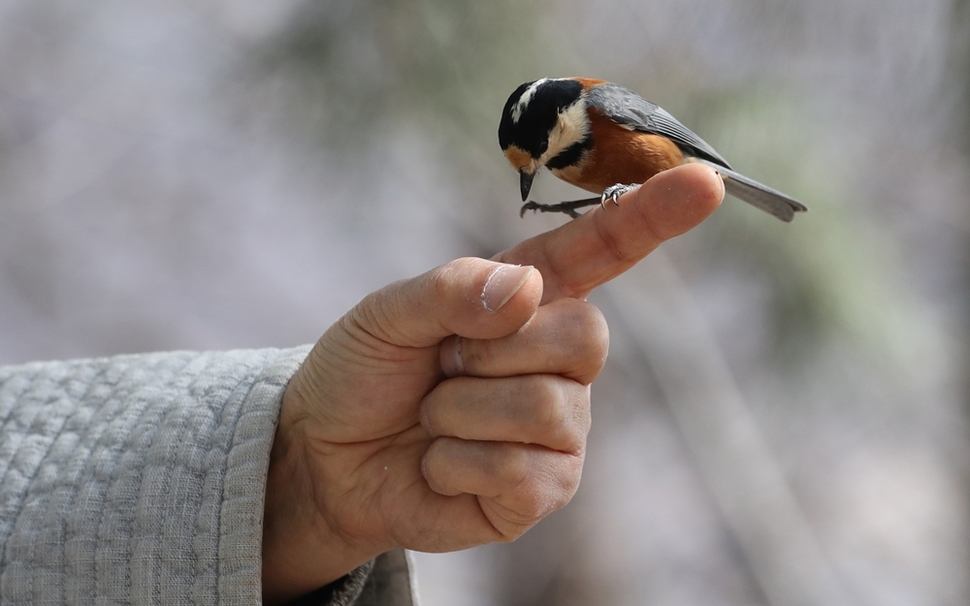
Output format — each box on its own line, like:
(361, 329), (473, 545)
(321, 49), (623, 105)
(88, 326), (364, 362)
(571, 305), (610, 368)
(493, 446), (532, 489)
(552, 301), (610, 380)
(428, 259), (463, 299)
(530, 377), (569, 428)
(529, 377), (590, 450)
(567, 386), (593, 442)
(428, 257), (482, 299)
(508, 457), (584, 522)
(556, 454), (585, 500)
(512, 495), (548, 524)
(594, 208), (629, 261)
(505, 487), (549, 524)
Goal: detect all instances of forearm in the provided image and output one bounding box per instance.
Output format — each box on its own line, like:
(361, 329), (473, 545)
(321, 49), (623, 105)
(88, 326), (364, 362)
(0, 347), (308, 604)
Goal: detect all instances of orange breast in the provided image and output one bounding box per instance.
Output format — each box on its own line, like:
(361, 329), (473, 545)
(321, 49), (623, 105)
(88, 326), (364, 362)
(553, 108), (684, 194)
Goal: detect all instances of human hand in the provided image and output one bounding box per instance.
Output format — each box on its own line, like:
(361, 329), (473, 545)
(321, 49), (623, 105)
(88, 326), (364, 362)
(262, 164), (724, 603)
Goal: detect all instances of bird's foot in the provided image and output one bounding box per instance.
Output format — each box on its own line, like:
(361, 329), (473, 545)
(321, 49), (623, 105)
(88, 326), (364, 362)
(519, 197), (600, 219)
(600, 184), (640, 208)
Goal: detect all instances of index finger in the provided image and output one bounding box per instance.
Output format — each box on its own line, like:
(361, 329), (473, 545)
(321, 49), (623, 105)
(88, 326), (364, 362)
(493, 163), (724, 303)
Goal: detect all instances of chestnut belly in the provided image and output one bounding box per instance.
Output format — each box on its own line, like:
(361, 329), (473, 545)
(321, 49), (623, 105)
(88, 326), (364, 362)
(553, 133), (684, 194)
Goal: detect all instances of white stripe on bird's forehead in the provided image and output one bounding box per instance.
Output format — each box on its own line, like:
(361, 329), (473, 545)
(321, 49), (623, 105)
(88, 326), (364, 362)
(511, 78), (549, 123)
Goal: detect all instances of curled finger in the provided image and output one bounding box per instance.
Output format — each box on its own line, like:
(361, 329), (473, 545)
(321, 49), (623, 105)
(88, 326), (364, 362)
(421, 374), (590, 453)
(421, 438), (584, 538)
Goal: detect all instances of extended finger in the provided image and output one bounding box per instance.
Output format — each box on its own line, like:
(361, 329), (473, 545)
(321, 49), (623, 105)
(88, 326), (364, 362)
(494, 163), (723, 303)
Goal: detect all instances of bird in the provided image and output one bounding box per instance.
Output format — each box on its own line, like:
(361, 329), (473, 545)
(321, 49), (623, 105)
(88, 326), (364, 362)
(498, 77), (807, 222)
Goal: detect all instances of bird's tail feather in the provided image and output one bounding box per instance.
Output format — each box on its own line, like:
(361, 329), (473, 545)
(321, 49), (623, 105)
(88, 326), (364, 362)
(694, 158), (807, 223)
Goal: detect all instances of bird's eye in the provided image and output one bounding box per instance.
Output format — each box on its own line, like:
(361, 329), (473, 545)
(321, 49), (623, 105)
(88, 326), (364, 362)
(536, 141), (548, 157)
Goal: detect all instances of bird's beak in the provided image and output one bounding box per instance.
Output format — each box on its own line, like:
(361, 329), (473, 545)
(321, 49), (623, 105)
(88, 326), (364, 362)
(519, 170), (536, 201)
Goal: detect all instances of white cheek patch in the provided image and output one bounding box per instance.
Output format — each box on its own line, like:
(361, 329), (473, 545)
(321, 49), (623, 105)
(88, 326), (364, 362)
(539, 99), (589, 165)
(511, 78), (549, 123)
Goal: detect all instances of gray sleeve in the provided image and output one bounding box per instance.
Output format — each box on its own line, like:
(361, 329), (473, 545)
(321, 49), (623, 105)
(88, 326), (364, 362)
(0, 346), (418, 606)
(0, 346), (315, 604)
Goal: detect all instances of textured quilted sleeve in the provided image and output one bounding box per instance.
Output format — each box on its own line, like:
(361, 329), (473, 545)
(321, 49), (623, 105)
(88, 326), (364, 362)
(0, 346), (316, 604)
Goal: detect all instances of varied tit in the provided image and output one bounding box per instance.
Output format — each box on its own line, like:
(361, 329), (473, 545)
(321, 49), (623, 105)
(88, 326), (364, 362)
(498, 77), (807, 222)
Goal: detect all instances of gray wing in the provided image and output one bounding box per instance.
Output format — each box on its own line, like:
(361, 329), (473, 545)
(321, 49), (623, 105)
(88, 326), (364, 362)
(585, 83), (732, 169)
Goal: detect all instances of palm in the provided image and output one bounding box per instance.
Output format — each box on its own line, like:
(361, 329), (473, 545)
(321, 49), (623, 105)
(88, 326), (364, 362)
(292, 317), (498, 555)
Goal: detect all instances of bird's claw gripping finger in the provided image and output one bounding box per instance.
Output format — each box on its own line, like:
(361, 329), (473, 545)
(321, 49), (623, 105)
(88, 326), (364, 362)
(600, 184), (640, 209)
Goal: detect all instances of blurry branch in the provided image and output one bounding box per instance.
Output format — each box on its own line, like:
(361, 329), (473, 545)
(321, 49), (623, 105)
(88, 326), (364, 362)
(948, 0), (970, 154)
(603, 253), (854, 606)
(226, 0), (558, 243)
(663, 87), (845, 364)
(946, 0), (970, 460)
(234, 0), (549, 158)
(688, 87), (954, 387)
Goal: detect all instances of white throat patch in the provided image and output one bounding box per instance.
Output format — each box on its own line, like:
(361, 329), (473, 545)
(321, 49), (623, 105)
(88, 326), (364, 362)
(538, 98), (589, 166)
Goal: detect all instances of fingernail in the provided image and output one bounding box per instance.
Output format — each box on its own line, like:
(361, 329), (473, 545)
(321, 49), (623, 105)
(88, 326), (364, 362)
(439, 335), (464, 378)
(482, 264), (534, 312)
(419, 403), (435, 436)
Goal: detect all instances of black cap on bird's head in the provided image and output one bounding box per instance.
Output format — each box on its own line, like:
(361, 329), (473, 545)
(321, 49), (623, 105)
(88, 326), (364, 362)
(498, 78), (589, 200)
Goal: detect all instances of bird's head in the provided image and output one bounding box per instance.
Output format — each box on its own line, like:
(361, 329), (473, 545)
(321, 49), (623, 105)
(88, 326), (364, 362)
(498, 78), (592, 201)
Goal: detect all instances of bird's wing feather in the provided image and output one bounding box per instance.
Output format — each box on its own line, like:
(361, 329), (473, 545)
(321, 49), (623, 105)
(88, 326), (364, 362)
(585, 83), (732, 169)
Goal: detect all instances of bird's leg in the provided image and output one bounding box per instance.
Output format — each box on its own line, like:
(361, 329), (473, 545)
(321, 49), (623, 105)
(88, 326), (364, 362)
(518, 184), (641, 219)
(519, 197), (600, 219)
(600, 183), (641, 208)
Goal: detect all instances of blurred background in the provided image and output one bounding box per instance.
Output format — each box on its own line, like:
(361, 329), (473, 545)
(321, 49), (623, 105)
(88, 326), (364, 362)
(2, 0), (968, 604)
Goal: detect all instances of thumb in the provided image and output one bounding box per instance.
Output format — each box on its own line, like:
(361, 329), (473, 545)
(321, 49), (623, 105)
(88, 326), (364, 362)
(351, 257), (543, 348)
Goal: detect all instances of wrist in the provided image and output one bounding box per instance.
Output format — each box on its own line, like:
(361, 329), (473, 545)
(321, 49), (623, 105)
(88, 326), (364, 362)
(261, 385), (380, 604)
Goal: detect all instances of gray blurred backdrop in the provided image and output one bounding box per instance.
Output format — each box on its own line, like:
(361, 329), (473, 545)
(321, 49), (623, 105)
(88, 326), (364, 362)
(2, 1), (969, 604)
